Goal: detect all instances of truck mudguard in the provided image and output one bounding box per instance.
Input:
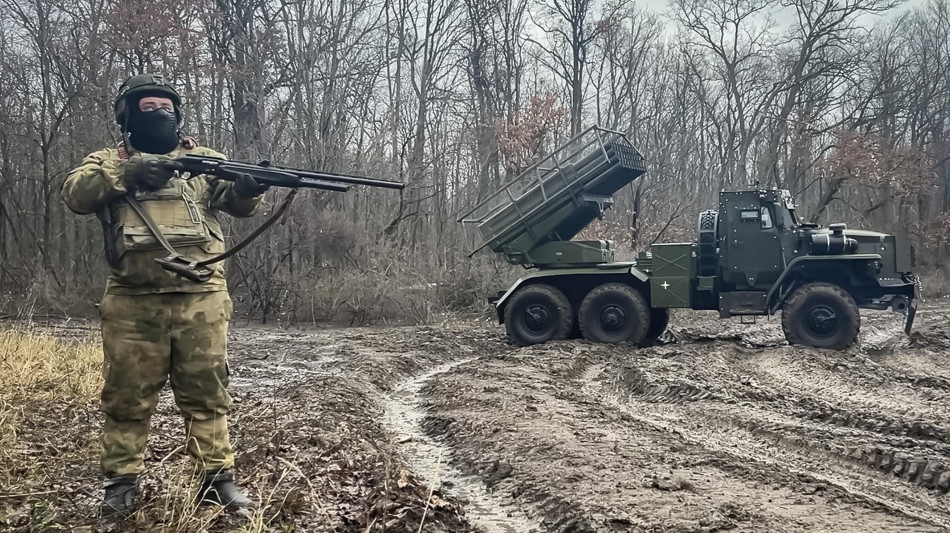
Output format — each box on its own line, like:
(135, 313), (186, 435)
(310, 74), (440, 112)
(765, 254), (883, 312)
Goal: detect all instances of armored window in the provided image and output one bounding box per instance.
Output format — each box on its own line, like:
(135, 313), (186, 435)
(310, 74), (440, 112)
(739, 209), (759, 221)
(760, 207), (773, 229)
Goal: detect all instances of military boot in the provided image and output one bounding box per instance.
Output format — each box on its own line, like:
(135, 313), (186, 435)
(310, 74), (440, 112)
(101, 475), (138, 517)
(197, 470), (254, 509)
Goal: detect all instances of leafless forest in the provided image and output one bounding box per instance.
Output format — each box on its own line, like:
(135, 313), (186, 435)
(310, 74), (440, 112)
(0, 0), (948, 323)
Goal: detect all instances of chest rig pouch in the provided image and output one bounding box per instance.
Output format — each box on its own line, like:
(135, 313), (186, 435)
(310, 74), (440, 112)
(115, 179), (215, 255)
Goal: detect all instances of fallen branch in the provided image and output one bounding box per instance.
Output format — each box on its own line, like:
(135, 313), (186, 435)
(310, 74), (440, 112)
(0, 490), (56, 499)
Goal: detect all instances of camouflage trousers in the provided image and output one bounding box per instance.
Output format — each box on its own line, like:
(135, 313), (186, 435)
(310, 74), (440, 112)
(98, 290), (234, 478)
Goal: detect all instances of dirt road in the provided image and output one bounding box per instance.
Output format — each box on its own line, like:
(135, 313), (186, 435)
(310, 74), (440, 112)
(12, 305), (950, 532)
(221, 304), (950, 532)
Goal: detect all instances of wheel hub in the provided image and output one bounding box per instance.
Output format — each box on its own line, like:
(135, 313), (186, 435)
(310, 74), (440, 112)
(523, 305), (551, 333)
(806, 305), (838, 338)
(600, 304), (626, 332)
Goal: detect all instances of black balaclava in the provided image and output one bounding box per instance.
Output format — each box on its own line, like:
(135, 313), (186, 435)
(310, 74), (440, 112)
(126, 104), (180, 154)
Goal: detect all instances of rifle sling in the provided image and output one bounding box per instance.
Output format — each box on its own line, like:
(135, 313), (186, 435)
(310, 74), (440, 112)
(124, 189), (298, 282)
(196, 188), (298, 267)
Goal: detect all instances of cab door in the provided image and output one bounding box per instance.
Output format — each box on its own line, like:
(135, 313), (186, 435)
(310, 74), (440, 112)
(719, 192), (784, 291)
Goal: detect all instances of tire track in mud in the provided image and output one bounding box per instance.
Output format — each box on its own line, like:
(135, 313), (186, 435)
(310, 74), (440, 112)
(381, 358), (541, 533)
(608, 312), (950, 496)
(416, 348), (947, 532)
(587, 345), (950, 529)
(419, 358), (633, 533)
(730, 347), (950, 496)
(743, 350), (950, 427)
(615, 357), (950, 466)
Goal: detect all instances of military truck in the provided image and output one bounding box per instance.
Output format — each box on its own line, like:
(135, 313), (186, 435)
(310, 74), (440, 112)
(460, 127), (918, 350)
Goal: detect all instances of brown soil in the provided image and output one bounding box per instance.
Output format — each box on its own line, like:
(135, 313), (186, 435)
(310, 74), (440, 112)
(409, 307), (950, 532)
(5, 304), (950, 532)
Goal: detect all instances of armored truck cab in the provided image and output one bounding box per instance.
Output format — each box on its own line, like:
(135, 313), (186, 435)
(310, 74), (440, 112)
(461, 127), (917, 350)
(644, 189), (916, 348)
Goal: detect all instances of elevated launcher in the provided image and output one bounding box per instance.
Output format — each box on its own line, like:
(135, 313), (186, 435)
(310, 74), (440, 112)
(460, 127), (646, 267)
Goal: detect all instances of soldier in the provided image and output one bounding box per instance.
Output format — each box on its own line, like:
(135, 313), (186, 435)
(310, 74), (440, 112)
(63, 73), (268, 516)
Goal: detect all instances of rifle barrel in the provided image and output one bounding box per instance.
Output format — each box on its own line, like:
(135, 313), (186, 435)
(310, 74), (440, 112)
(171, 155), (404, 192)
(296, 177), (350, 192)
(289, 169), (405, 190)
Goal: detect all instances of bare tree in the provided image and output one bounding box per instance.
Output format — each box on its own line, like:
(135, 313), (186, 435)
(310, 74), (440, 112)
(384, 0), (463, 245)
(530, 0), (613, 136)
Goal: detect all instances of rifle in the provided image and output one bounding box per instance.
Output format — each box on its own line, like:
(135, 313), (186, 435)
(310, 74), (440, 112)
(141, 155), (403, 282)
(167, 154), (405, 192)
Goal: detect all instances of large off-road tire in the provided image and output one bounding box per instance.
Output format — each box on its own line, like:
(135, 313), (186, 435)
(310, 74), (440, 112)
(644, 308), (670, 342)
(579, 283), (650, 344)
(782, 282), (860, 350)
(504, 284), (574, 346)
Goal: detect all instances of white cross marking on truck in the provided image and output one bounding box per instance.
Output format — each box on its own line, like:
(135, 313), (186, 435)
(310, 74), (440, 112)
(661, 281), (670, 289)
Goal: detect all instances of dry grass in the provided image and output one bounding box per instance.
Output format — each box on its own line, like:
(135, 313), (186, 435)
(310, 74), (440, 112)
(918, 269), (950, 299)
(271, 246), (509, 327)
(0, 327), (340, 532)
(0, 328), (255, 531)
(147, 464), (226, 533)
(0, 328), (102, 402)
(0, 327), (102, 529)
(0, 328), (102, 458)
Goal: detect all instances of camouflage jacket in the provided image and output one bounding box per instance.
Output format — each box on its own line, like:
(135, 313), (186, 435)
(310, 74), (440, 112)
(63, 144), (263, 295)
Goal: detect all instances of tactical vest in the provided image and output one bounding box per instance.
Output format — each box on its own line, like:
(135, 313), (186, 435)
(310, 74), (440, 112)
(101, 169), (231, 294)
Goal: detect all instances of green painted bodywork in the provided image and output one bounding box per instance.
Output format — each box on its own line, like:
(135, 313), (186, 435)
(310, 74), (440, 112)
(649, 243), (693, 308)
(515, 240), (615, 267)
(651, 277), (691, 308)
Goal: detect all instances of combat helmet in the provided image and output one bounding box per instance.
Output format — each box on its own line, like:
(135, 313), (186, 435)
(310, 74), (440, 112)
(114, 73), (182, 126)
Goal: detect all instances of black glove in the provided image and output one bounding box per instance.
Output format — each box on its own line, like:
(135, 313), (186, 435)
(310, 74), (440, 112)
(232, 173), (269, 198)
(124, 153), (179, 191)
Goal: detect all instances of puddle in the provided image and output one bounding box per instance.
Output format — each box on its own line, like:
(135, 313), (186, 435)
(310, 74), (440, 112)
(382, 359), (539, 533)
(230, 351), (346, 390)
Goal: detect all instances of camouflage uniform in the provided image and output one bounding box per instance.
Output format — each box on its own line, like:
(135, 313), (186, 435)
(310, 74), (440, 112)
(64, 144), (262, 478)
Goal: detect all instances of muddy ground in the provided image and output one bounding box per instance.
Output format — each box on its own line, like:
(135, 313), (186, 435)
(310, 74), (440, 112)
(6, 303), (950, 532)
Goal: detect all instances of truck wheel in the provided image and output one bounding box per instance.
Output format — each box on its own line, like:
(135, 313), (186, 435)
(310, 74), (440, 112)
(782, 282), (859, 350)
(579, 283), (650, 344)
(644, 308), (670, 342)
(504, 284), (574, 346)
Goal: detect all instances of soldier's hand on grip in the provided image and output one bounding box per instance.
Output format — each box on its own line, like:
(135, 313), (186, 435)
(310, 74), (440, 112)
(124, 153), (180, 191)
(232, 172), (269, 198)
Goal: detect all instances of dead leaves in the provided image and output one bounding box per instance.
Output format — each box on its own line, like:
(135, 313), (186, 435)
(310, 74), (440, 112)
(357, 467), (458, 531)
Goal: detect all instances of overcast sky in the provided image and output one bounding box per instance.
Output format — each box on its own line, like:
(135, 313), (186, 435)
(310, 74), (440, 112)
(635, 0), (928, 30)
